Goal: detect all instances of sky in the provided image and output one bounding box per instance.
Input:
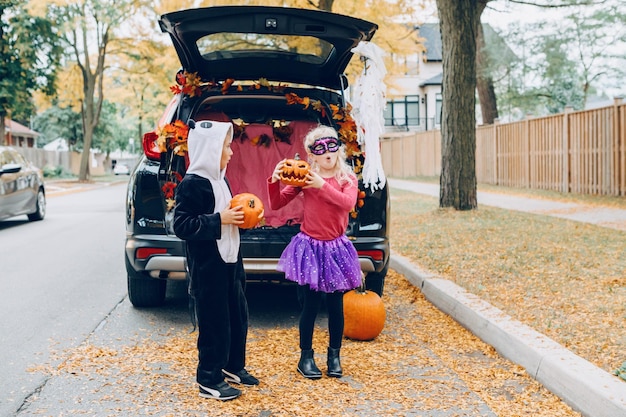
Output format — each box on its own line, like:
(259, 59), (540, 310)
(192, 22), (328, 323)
(481, 1), (560, 29)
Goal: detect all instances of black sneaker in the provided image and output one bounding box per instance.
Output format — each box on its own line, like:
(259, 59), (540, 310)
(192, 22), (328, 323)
(222, 368), (260, 386)
(198, 381), (241, 400)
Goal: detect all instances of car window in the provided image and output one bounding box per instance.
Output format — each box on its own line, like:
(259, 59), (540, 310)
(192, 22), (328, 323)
(196, 33), (331, 65)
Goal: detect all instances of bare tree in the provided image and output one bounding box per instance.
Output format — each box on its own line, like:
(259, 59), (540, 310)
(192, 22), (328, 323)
(49, 0), (137, 181)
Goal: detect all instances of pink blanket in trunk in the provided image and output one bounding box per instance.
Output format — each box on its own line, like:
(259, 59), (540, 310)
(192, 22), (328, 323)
(226, 121), (318, 227)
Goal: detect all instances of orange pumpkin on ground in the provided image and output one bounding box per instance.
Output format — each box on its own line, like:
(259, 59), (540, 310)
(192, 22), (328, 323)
(230, 193), (264, 229)
(280, 153), (310, 187)
(343, 286), (386, 341)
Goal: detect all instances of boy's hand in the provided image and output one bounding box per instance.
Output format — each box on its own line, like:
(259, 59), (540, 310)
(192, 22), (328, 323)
(221, 205), (244, 225)
(270, 159), (286, 183)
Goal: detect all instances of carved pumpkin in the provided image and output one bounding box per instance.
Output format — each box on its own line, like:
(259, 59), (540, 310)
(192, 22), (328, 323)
(343, 287), (386, 341)
(230, 193), (264, 229)
(280, 153), (310, 187)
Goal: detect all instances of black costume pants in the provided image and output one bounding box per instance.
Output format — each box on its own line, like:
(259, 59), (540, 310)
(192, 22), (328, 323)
(193, 260), (249, 386)
(299, 286), (344, 350)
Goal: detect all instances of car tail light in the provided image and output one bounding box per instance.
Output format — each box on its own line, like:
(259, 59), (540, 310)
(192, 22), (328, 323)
(142, 131), (161, 161)
(358, 250), (383, 261)
(136, 247), (167, 259)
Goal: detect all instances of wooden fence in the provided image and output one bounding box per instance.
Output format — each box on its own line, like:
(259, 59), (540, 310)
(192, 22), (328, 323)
(381, 98), (626, 196)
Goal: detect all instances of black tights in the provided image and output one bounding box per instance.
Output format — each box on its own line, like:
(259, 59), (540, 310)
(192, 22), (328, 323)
(299, 286), (344, 350)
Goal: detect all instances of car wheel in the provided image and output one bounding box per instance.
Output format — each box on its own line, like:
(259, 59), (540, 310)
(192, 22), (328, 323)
(126, 257), (167, 307)
(365, 261), (389, 297)
(27, 188), (46, 221)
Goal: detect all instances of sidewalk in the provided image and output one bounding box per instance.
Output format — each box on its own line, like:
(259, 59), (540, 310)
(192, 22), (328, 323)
(388, 178), (626, 417)
(46, 177), (128, 197)
(389, 178), (626, 231)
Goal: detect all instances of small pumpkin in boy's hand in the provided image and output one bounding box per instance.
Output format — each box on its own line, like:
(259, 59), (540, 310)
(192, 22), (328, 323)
(280, 153), (310, 187)
(230, 193), (264, 229)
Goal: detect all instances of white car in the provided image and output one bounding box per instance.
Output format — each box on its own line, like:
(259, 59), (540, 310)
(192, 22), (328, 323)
(113, 164), (130, 175)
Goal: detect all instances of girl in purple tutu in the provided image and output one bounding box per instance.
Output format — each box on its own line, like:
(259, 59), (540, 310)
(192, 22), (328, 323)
(267, 125), (361, 379)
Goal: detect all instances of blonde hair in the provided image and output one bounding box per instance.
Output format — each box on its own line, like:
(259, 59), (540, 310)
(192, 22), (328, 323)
(304, 125), (354, 185)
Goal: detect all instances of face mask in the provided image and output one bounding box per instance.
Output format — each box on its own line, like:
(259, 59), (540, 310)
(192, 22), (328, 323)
(309, 137), (340, 155)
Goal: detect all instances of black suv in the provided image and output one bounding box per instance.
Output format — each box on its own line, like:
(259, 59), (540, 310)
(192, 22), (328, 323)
(124, 6), (390, 307)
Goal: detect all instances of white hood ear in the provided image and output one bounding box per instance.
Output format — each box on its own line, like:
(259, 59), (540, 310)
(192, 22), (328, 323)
(186, 120), (233, 181)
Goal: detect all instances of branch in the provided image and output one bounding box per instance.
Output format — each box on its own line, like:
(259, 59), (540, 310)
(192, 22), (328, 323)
(508, 0), (607, 8)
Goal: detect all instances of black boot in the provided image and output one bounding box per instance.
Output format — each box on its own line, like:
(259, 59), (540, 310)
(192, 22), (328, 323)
(327, 347), (342, 378)
(297, 349), (322, 379)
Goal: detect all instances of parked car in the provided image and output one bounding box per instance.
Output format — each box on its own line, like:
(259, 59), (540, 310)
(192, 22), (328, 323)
(124, 6), (390, 307)
(0, 146), (46, 222)
(113, 163), (130, 175)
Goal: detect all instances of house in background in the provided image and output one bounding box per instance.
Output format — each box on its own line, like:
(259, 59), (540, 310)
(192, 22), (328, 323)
(385, 23), (509, 132)
(385, 23), (443, 132)
(2, 119), (39, 147)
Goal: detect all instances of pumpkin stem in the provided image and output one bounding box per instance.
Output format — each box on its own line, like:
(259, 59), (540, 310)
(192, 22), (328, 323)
(248, 199), (255, 208)
(357, 272), (367, 293)
(294, 153), (301, 160)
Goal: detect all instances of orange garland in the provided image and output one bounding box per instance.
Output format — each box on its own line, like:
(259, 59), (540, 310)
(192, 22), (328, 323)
(158, 72), (366, 216)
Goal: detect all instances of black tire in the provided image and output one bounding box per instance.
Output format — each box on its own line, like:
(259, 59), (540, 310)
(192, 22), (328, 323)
(27, 189), (46, 221)
(365, 261), (389, 297)
(126, 257), (167, 307)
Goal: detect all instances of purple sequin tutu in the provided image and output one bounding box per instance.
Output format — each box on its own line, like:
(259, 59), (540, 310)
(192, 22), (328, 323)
(277, 232), (362, 293)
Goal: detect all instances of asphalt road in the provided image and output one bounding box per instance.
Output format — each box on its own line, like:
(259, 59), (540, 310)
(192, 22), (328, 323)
(0, 183), (128, 417)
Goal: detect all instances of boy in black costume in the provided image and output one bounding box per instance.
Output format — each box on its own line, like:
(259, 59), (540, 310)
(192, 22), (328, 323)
(173, 120), (258, 400)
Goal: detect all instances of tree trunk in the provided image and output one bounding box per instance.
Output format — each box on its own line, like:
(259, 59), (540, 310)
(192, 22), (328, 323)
(436, 0), (477, 210)
(78, 74), (96, 181)
(475, 19), (499, 125)
(77, 19), (107, 181)
(0, 115), (5, 146)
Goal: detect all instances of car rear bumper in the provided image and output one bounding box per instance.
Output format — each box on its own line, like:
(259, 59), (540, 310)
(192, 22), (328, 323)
(125, 234), (187, 279)
(126, 234), (389, 280)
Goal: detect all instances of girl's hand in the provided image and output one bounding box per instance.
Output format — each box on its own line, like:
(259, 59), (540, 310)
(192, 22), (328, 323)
(221, 205), (244, 225)
(303, 171), (325, 189)
(270, 159), (286, 183)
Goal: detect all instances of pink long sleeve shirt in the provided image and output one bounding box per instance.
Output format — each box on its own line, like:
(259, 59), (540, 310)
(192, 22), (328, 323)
(267, 175), (358, 241)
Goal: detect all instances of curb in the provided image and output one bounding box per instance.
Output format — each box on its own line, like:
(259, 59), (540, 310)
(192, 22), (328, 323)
(391, 252), (626, 417)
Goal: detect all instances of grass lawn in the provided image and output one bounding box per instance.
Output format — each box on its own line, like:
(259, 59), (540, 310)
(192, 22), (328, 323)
(389, 185), (626, 376)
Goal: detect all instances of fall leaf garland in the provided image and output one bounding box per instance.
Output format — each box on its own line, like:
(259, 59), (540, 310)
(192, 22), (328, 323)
(156, 119), (189, 157)
(158, 71), (365, 215)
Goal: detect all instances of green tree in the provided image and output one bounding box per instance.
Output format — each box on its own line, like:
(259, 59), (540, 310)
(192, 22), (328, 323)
(529, 28), (584, 113)
(32, 99), (133, 152)
(561, 4), (625, 106)
(31, 104), (82, 148)
(0, 0), (61, 145)
(490, 1), (624, 119)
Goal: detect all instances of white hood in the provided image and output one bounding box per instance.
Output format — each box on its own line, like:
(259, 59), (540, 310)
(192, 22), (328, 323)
(186, 120), (233, 181)
(186, 120), (239, 263)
